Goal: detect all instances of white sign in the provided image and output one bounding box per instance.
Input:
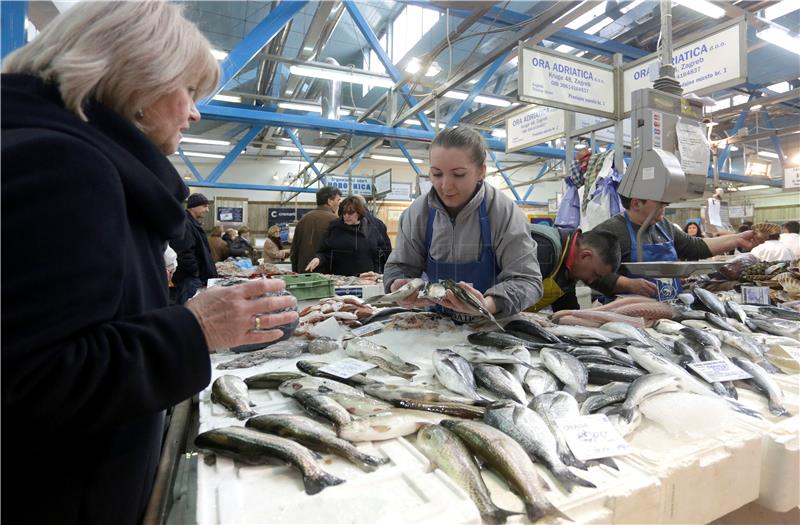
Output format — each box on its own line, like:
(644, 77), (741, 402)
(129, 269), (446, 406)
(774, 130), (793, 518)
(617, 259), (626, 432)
(574, 114), (632, 145)
(374, 170), (392, 195)
(675, 119), (711, 174)
(623, 23), (745, 113)
(728, 205), (745, 218)
(785, 167), (800, 189)
(319, 358), (376, 379)
(548, 198), (559, 213)
(350, 321), (385, 337)
(688, 360), (752, 382)
(555, 414), (632, 461)
(506, 105), (565, 152)
(707, 198), (722, 227)
(519, 47), (615, 117)
(742, 286), (771, 305)
(328, 175), (373, 196)
(386, 182), (412, 201)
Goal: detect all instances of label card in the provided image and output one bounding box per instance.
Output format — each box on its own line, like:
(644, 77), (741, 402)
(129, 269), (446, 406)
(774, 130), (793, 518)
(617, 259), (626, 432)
(742, 286), (770, 305)
(319, 358), (376, 379)
(350, 321), (384, 337)
(688, 360), (752, 382)
(555, 414), (632, 461)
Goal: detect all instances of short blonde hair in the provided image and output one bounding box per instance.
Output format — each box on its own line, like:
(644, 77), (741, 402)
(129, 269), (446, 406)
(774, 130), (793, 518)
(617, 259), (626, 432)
(3, 0), (219, 129)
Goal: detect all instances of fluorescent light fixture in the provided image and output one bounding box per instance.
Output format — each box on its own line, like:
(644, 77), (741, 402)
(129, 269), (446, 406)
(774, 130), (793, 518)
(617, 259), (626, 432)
(620, 0), (646, 14)
(792, 153), (800, 164)
(673, 0), (725, 19)
(372, 154), (423, 163)
(442, 91), (511, 107)
(710, 98), (731, 112)
(181, 151), (225, 159)
(566, 1), (608, 30)
(289, 64), (395, 88)
(213, 94), (242, 103)
(767, 81), (791, 93)
(487, 166), (499, 174)
(403, 118), (446, 129)
(575, 51), (588, 57)
(405, 58), (422, 75)
(555, 44), (576, 54)
(276, 102), (351, 116)
(574, 143), (588, 149)
(765, 0), (799, 21)
(732, 94), (749, 105)
(737, 185), (770, 191)
(758, 150), (780, 159)
(491, 129), (507, 139)
(585, 16), (613, 35)
(279, 159), (301, 165)
(276, 145), (338, 156)
(180, 136), (231, 146)
(750, 104), (763, 111)
(425, 63), (441, 77)
(210, 48), (228, 60)
(756, 26), (800, 55)
(729, 145), (739, 151)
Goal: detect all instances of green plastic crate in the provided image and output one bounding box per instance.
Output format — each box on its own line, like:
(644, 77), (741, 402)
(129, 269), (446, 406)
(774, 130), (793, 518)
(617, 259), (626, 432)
(277, 273), (335, 301)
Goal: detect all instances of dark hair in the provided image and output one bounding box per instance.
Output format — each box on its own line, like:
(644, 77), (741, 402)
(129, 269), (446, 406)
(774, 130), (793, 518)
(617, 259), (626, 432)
(742, 221), (753, 228)
(339, 196), (367, 220)
(738, 224), (751, 233)
(316, 186), (342, 206)
(768, 233), (781, 241)
(619, 195), (632, 210)
(683, 221), (703, 237)
(430, 126), (487, 167)
(783, 220), (800, 234)
(579, 230), (621, 270)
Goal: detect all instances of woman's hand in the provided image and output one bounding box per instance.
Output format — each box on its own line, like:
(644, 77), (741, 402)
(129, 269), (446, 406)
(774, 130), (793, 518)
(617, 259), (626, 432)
(438, 281), (492, 314)
(615, 275), (657, 297)
(185, 278), (298, 352)
(736, 230), (762, 251)
(305, 257), (320, 272)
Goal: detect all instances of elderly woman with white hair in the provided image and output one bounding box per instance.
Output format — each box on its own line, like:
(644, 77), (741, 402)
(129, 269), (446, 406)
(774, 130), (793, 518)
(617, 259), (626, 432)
(1, 2), (297, 524)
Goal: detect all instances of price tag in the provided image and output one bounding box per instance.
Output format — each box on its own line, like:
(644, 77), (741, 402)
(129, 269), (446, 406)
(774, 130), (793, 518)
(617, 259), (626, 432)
(741, 286), (770, 305)
(319, 358), (376, 379)
(350, 321), (384, 337)
(688, 360), (752, 382)
(555, 414), (632, 461)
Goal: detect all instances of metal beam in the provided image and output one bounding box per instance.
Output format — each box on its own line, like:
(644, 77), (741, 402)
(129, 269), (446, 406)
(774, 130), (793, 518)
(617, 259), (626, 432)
(206, 125), (264, 183)
(718, 93), (755, 171)
(396, 141), (423, 176)
(447, 51), (511, 128)
(286, 128), (323, 181)
(1, 0), (26, 59)
(177, 148), (205, 182)
(344, 145), (374, 175)
(488, 150), (522, 201)
(187, 181), (318, 193)
(758, 108), (787, 173)
(205, 1), (308, 101)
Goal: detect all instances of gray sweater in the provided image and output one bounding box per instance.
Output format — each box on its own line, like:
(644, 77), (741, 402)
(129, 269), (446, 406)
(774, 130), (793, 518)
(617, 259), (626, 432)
(383, 182), (543, 317)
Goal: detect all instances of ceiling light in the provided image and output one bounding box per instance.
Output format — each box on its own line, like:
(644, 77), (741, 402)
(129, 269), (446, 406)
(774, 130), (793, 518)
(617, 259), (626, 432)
(183, 176), (192, 180)
(181, 151), (225, 159)
(554, 44), (576, 53)
(371, 154), (423, 163)
(487, 166), (499, 174)
(289, 64), (395, 88)
(405, 58), (422, 75)
(620, 0), (646, 14)
(756, 26), (800, 55)
(425, 63), (441, 77)
(210, 48), (228, 60)
(767, 81), (791, 93)
(491, 129), (507, 138)
(213, 94), (242, 103)
(442, 91), (511, 107)
(566, 2), (609, 30)
(673, 0), (725, 19)
(758, 150), (780, 159)
(403, 118), (445, 129)
(276, 102), (351, 116)
(181, 136), (231, 146)
(737, 185), (770, 191)
(574, 143), (588, 149)
(750, 104), (763, 111)
(585, 16), (613, 35)
(729, 145), (739, 152)
(764, 0), (799, 21)
(276, 145), (338, 156)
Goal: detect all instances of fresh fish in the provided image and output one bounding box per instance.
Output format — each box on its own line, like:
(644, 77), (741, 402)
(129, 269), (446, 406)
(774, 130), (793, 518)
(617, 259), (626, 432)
(765, 262), (788, 275)
(216, 341), (308, 369)
(601, 322), (650, 345)
(441, 420), (568, 523)
(504, 319), (562, 344)
(580, 389), (628, 415)
(585, 362), (646, 384)
(566, 346), (610, 359)
(362, 383), (482, 406)
(618, 374), (681, 422)
(292, 390), (352, 427)
(244, 372), (305, 390)
(246, 414), (389, 472)
(473, 364), (528, 405)
(608, 348), (638, 367)
(451, 344), (534, 369)
(694, 346), (738, 399)
(360, 307), (419, 325)
(674, 340), (728, 396)
(503, 346), (532, 384)
(416, 424), (519, 525)
(673, 308), (708, 321)
(576, 354), (640, 369)
(750, 319), (799, 338)
(680, 326), (721, 349)
(338, 409), (445, 442)
(523, 368), (560, 397)
(724, 301), (748, 324)
(546, 325), (616, 344)
(677, 292), (695, 306)
(729, 357), (791, 417)
(418, 282), (447, 301)
(278, 376), (364, 398)
(211, 375), (256, 420)
(390, 398), (486, 418)
(467, 331), (536, 349)
(432, 349), (483, 401)
(704, 312), (739, 333)
(344, 337), (419, 380)
(308, 337), (341, 354)
(717, 332), (779, 373)
(681, 319), (715, 331)
(295, 360), (381, 387)
(531, 392), (589, 470)
(653, 319), (687, 336)
(194, 426), (344, 495)
(756, 306), (800, 322)
(365, 278), (425, 305)
(324, 392), (393, 417)
(441, 279), (503, 331)
(693, 287), (727, 317)
(484, 401), (595, 493)
(540, 348), (588, 401)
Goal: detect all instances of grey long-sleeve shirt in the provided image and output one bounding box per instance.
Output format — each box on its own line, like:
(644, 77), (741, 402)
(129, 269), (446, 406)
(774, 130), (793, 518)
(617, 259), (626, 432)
(383, 182), (543, 317)
(591, 213), (712, 295)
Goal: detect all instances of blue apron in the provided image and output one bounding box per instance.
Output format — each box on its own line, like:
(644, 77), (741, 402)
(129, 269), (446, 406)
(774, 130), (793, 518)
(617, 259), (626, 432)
(424, 195), (499, 322)
(623, 212), (682, 301)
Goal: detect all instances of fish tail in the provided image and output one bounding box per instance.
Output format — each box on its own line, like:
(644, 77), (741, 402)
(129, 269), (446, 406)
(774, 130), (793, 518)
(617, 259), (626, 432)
(768, 401), (791, 417)
(236, 409), (257, 420)
(355, 452), (391, 471)
(560, 451), (589, 471)
(617, 407), (635, 424)
(588, 456), (619, 470)
(303, 471), (345, 495)
(724, 382), (738, 400)
(553, 467), (596, 492)
(759, 360), (781, 374)
(480, 506), (521, 525)
(524, 500), (569, 523)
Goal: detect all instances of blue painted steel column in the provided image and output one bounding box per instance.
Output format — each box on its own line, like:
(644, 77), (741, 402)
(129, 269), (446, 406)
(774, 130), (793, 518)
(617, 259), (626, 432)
(758, 108), (786, 172)
(1, 0), (27, 59)
(718, 93), (757, 170)
(286, 128), (324, 182)
(271, 63), (290, 99)
(523, 162), (551, 201)
(397, 142), (423, 176)
(447, 51), (511, 128)
(205, 1), (307, 101)
(345, 144), (375, 175)
(206, 125), (264, 183)
(342, 0), (434, 133)
(488, 150), (521, 201)
(177, 148), (205, 181)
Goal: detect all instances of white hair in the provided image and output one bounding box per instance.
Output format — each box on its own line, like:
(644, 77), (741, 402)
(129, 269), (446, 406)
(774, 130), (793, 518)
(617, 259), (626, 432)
(3, 0), (219, 128)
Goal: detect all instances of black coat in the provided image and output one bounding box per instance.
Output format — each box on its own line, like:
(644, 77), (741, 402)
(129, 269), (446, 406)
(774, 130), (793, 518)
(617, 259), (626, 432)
(1, 74), (211, 525)
(366, 213), (392, 272)
(172, 210), (217, 284)
(316, 219), (380, 276)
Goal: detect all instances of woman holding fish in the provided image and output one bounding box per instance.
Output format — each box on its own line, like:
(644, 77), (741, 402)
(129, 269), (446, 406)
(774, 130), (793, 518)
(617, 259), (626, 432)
(383, 127), (543, 322)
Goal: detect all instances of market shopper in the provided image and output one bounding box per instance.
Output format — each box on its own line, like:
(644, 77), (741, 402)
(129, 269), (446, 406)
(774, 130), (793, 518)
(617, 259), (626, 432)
(208, 225), (230, 262)
(1, 3), (297, 525)
(529, 226), (621, 312)
(592, 197), (762, 299)
(231, 226), (254, 259)
(263, 224), (290, 262)
(780, 220), (800, 260)
(383, 126), (542, 320)
(683, 221), (704, 238)
(290, 185), (342, 272)
(354, 194), (393, 271)
(172, 193), (217, 304)
(306, 196), (380, 276)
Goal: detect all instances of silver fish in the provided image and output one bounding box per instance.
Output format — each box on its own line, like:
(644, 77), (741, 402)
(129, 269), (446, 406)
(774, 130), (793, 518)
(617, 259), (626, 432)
(601, 322), (650, 345)
(365, 277), (426, 305)
(504, 346), (532, 384)
(531, 392), (588, 470)
(440, 279), (504, 331)
(418, 282), (447, 301)
(362, 383), (482, 406)
(344, 337), (419, 380)
(693, 287), (727, 317)
(704, 312), (739, 332)
(653, 319), (686, 336)
(278, 376), (364, 398)
(292, 390), (352, 427)
(473, 364), (528, 405)
(724, 300), (748, 324)
(451, 344), (534, 369)
(546, 325), (615, 344)
(540, 348), (588, 401)
(750, 319), (800, 338)
(432, 349), (483, 401)
(211, 375), (256, 420)
(484, 401), (595, 493)
(216, 341), (308, 369)
(416, 424), (519, 525)
(680, 326), (721, 349)
(338, 409), (445, 442)
(618, 373), (680, 422)
(308, 337), (341, 354)
(729, 357), (791, 417)
(523, 367), (560, 397)
(244, 371), (305, 390)
(324, 392), (393, 417)
(580, 388), (628, 415)
(717, 331), (774, 369)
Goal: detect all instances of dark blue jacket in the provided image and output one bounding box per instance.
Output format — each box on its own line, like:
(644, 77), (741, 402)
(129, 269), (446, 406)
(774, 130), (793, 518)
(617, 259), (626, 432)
(316, 218), (380, 276)
(1, 74), (211, 525)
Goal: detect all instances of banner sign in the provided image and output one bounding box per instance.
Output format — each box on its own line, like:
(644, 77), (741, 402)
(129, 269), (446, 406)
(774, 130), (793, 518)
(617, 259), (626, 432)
(385, 182), (413, 201)
(785, 167), (800, 189)
(622, 20), (746, 114)
(267, 207), (312, 226)
(506, 105), (565, 153)
(574, 114), (632, 145)
(519, 46), (615, 118)
(327, 175), (373, 196)
(217, 207), (243, 223)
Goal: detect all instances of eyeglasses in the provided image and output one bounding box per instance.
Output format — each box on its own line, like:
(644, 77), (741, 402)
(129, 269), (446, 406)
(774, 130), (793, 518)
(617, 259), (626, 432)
(343, 210), (358, 216)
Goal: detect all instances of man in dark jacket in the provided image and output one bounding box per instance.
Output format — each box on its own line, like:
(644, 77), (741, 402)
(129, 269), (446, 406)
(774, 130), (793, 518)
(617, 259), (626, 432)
(290, 186), (341, 272)
(172, 193), (217, 304)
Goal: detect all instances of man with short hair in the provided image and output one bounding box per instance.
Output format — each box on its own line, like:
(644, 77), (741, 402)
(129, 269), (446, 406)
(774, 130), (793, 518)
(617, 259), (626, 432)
(290, 186), (342, 273)
(529, 226), (621, 311)
(592, 196), (761, 298)
(171, 193), (217, 304)
(780, 220), (800, 260)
